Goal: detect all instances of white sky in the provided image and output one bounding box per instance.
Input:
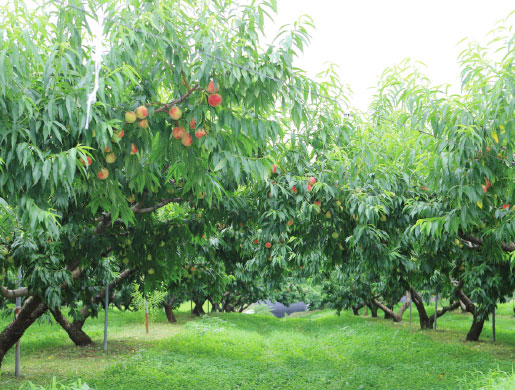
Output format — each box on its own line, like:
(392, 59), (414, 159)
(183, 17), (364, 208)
(268, 0), (515, 111)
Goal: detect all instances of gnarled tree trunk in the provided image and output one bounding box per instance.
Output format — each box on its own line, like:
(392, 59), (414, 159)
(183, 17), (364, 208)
(0, 296), (48, 369)
(192, 299), (206, 316)
(372, 298), (410, 322)
(455, 288), (485, 341)
(163, 297), (177, 323)
(410, 289), (432, 329)
(366, 302), (378, 317)
(50, 308), (94, 346)
(352, 303), (364, 316)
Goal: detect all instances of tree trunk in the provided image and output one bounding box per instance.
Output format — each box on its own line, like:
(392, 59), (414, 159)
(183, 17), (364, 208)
(467, 313), (485, 341)
(163, 299), (177, 323)
(50, 308), (94, 347)
(367, 302), (378, 317)
(410, 289), (432, 329)
(455, 288), (485, 341)
(192, 300), (205, 316)
(352, 303), (364, 316)
(0, 296), (48, 369)
(372, 298), (409, 322)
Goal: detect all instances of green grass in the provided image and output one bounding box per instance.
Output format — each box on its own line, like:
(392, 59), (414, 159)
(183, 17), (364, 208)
(0, 301), (514, 389)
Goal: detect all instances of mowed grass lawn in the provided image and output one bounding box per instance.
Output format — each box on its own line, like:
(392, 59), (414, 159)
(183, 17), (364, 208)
(0, 302), (514, 390)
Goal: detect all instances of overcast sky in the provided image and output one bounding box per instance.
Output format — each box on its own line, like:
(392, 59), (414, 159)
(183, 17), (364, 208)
(267, 0), (515, 111)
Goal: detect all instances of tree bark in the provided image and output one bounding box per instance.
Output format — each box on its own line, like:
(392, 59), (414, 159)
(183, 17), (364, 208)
(410, 289), (432, 329)
(366, 302), (378, 317)
(192, 299), (206, 316)
(50, 308), (94, 346)
(352, 303), (364, 316)
(467, 313), (485, 341)
(0, 296), (48, 369)
(163, 298), (177, 323)
(372, 298), (409, 322)
(455, 288), (485, 341)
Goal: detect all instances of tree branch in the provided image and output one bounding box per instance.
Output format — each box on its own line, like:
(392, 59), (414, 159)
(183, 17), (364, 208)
(0, 286), (31, 299)
(459, 231), (515, 252)
(154, 85), (201, 113)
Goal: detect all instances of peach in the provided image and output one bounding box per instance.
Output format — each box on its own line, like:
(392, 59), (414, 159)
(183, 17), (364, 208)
(97, 168), (109, 180)
(208, 94), (222, 107)
(135, 105), (148, 119)
(182, 133), (193, 147)
(125, 111), (137, 123)
(172, 126), (186, 139)
(169, 106), (182, 120)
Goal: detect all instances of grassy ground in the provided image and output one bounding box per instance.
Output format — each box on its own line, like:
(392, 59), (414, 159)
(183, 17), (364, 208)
(0, 301), (514, 389)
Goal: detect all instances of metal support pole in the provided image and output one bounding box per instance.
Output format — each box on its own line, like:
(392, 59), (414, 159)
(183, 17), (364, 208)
(492, 306), (496, 343)
(14, 268), (22, 377)
(433, 293), (437, 330)
(104, 283), (109, 352)
(145, 300), (149, 334)
(409, 291), (412, 325)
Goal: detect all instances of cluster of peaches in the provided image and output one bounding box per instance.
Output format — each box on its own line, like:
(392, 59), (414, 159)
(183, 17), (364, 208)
(81, 80), (223, 181)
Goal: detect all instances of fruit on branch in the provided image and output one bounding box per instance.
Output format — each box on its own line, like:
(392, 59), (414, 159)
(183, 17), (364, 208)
(314, 200), (321, 207)
(106, 153), (116, 164)
(182, 133), (193, 147)
(420, 186), (428, 191)
(331, 232), (339, 239)
(125, 111), (137, 123)
(97, 168), (109, 180)
(173, 126), (186, 139)
(308, 177), (316, 185)
(307, 184), (312, 192)
(502, 204), (510, 209)
(380, 214), (387, 222)
(208, 94), (222, 107)
(254, 239), (259, 245)
(114, 129), (125, 140)
(325, 211), (332, 219)
(136, 105), (148, 119)
(169, 106), (182, 120)
(104, 146), (111, 153)
(265, 242), (272, 248)
(335, 200), (341, 206)
(148, 268), (155, 275)
(122, 257), (129, 264)
(195, 129), (206, 139)
(198, 192), (206, 199)
(190, 118), (196, 129)
(191, 267), (197, 272)
(485, 178), (491, 189)
(138, 119), (149, 129)
(80, 156), (92, 166)
(291, 185), (297, 194)
(130, 143), (138, 154)
(271, 164), (277, 174)
(287, 219), (293, 226)
(127, 194), (135, 203)
(147, 254), (152, 261)
(206, 80), (220, 94)
(482, 184), (487, 193)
